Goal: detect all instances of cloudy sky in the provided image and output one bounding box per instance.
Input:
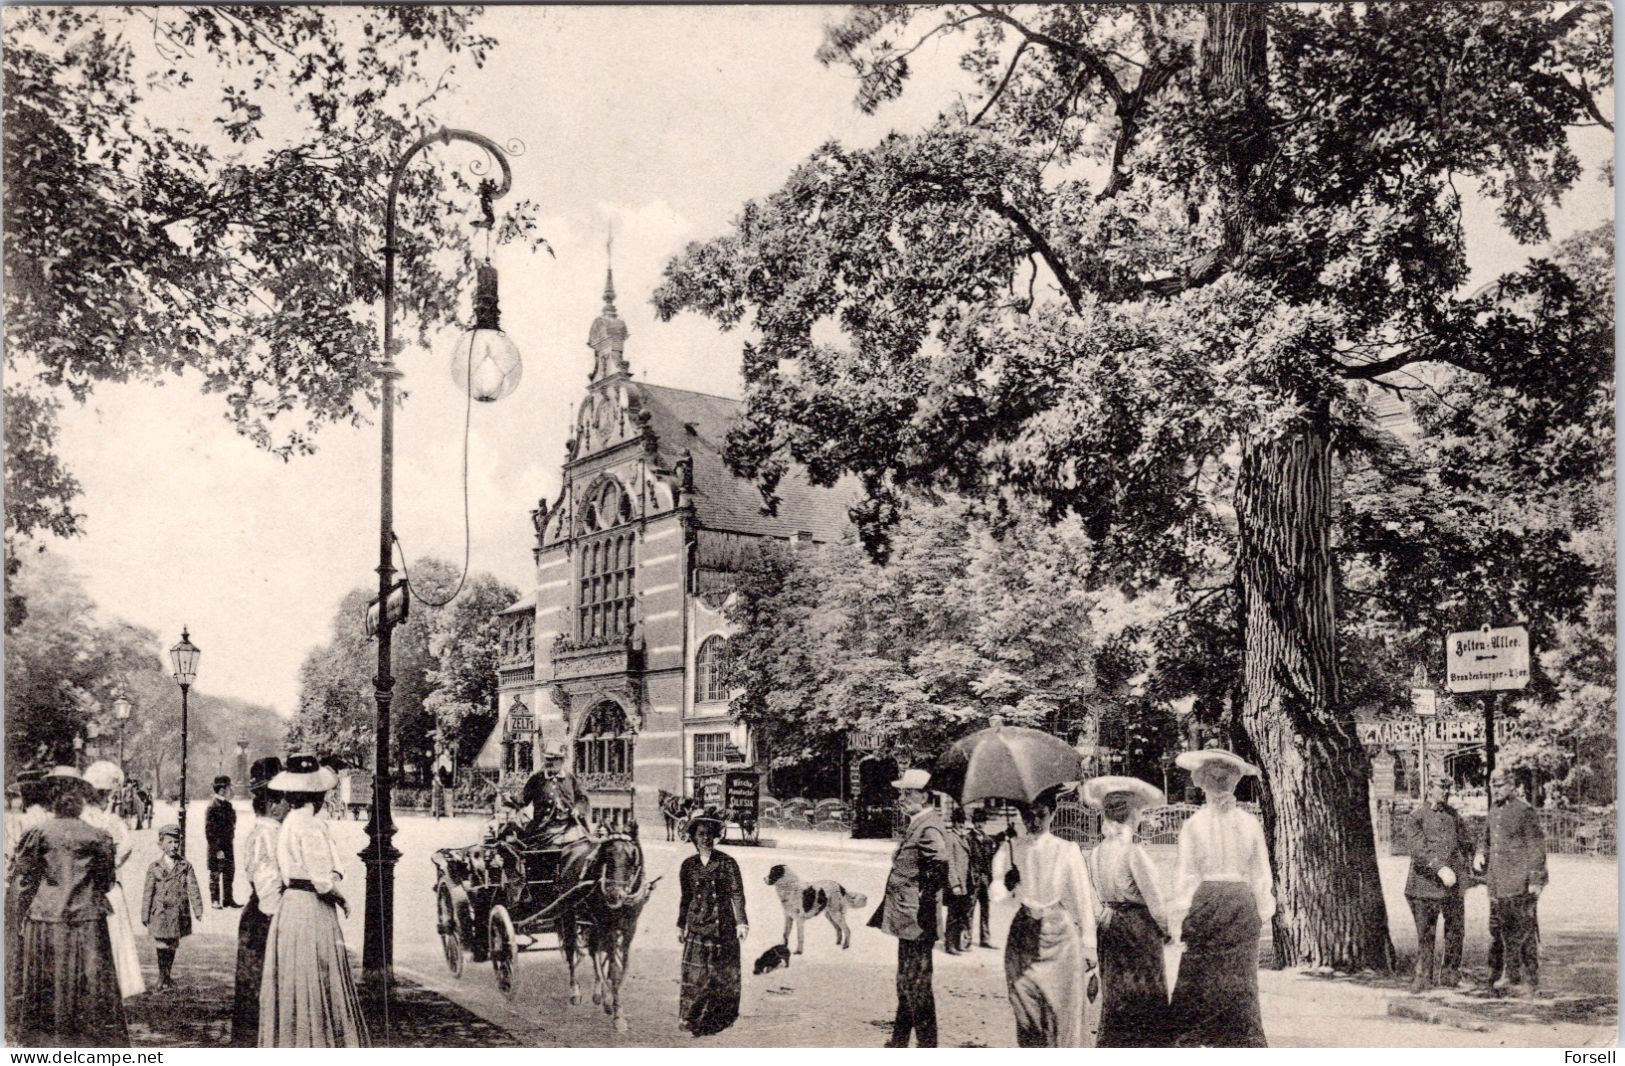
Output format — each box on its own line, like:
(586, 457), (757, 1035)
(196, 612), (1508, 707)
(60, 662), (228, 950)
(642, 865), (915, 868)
(41, 6), (1613, 718)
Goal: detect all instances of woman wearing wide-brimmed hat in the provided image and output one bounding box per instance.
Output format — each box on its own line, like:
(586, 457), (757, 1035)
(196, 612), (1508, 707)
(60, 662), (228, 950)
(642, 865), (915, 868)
(6, 768), (128, 1046)
(676, 806), (748, 1036)
(993, 782), (1100, 1048)
(1166, 749), (1273, 1047)
(1082, 775), (1170, 1047)
(258, 754), (369, 1048)
(80, 761), (146, 999)
(231, 756), (288, 1047)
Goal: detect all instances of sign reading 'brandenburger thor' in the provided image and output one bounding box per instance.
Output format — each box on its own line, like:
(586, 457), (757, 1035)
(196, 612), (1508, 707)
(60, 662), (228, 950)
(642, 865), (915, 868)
(1446, 624), (1532, 693)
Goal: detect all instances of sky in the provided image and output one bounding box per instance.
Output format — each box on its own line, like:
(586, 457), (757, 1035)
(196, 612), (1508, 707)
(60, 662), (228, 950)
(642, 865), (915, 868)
(34, 6), (1616, 719)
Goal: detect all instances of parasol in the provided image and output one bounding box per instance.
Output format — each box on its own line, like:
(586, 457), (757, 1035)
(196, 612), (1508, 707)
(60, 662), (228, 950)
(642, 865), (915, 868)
(928, 719), (1083, 805)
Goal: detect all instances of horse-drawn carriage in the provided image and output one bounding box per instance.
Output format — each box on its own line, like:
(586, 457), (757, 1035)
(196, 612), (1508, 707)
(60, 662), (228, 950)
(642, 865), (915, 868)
(431, 796), (656, 1031)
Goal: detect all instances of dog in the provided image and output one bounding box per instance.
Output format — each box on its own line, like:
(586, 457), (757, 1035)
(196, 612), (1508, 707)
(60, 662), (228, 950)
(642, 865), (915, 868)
(752, 942), (791, 975)
(763, 864), (868, 953)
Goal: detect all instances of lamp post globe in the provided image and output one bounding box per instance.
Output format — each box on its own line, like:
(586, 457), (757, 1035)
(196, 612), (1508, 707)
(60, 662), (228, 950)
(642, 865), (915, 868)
(112, 693), (132, 777)
(169, 627), (201, 849)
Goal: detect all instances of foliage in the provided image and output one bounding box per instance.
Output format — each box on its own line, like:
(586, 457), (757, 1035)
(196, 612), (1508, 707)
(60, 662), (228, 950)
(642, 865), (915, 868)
(1, 550), (282, 796)
(731, 500), (1136, 767)
(425, 572), (519, 768)
(3, 7), (546, 544)
(287, 557), (514, 775)
(660, 3), (1611, 966)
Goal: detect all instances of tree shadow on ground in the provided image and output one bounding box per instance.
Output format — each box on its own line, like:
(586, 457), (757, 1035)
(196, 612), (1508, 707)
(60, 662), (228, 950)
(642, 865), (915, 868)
(124, 933), (521, 1048)
(1298, 927), (1617, 1028)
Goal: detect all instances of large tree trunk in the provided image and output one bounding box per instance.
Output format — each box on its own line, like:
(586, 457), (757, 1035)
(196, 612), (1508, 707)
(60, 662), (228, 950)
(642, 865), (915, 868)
(1205, 0), (1393, 972)
(1236, 421), (1393, 969)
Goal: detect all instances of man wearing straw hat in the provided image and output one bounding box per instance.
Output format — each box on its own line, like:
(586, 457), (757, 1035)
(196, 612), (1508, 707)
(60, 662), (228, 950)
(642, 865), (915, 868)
(867, 768), (949, 1048)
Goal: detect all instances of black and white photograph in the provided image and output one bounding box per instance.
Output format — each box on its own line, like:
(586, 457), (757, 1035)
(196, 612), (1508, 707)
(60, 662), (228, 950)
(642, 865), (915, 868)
(1, 2), (1616, 1050)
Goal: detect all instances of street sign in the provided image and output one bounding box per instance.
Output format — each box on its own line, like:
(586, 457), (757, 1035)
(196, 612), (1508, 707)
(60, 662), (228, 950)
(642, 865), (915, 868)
(364, 580), (410, 638)
(1446, 624), (1531, 693)
(1410, 688), (1438, 716)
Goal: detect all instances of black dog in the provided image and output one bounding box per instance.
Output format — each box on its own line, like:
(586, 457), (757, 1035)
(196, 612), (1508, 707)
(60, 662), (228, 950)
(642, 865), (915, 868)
(752, 943), (791, 975)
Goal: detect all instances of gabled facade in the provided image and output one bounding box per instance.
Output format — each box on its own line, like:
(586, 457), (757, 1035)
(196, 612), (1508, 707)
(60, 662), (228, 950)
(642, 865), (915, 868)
(481, 269), (856, 828)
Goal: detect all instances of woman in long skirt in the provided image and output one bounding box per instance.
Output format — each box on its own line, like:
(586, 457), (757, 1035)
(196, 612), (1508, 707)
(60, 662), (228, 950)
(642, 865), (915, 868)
(994, 784), (1101, 1047)
(80, 762), (146, 999)
(1083, 775), (1172, 1047)
(231, 757), (287, 1046)
(259, 756), (369, 1048)
(7, 771), (128, 1047)
(1167, 749), (1273, 1047)
(677, 808), (749, 1036)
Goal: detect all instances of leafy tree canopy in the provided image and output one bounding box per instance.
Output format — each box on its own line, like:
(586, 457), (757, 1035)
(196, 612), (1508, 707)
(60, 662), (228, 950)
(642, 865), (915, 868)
(3, 7), (545, 542)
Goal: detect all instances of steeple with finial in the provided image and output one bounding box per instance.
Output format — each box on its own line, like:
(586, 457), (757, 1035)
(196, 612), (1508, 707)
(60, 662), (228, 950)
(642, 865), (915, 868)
(588, 228), (630, 385)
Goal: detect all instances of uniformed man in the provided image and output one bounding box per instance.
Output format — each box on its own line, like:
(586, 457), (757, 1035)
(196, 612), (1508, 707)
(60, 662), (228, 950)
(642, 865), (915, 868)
(1403, 775), (1471, 992)
(1475, 768), (1548, 996)
(205, 774), (239, 908)
(868, 769), (949, 1047)
(508, 743), (593, 843)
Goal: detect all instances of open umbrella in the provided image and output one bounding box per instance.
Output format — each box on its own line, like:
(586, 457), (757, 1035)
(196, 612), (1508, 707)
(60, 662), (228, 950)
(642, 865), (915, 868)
(928, 720), (1083, 805)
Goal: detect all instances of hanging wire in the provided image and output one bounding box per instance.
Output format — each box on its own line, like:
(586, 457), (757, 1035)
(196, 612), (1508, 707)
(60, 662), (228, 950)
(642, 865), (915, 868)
(394, 256), (486, 610)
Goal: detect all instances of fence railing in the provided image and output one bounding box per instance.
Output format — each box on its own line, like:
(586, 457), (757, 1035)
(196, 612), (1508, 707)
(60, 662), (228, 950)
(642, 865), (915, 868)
(1383, 801), (1615, 858)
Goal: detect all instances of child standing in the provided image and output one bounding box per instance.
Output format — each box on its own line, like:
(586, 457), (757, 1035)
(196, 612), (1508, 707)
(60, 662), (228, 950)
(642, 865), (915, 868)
(141, 824), (203, 990)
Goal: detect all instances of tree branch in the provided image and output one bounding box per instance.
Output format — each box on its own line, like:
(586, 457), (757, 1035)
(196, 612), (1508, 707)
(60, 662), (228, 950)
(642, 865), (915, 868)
(970, 4), (1126, 108)
(972, 39), (1029, 126)
(976, 193), (1083, 312)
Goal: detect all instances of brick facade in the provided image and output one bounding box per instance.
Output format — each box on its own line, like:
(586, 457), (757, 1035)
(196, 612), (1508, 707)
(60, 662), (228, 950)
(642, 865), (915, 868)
(483, 269), (856, 829)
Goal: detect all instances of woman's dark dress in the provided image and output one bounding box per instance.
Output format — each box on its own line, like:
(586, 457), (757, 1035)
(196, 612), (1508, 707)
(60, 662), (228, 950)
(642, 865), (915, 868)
(677, 849), (747, 1036)
(7, 818), (129, 1047)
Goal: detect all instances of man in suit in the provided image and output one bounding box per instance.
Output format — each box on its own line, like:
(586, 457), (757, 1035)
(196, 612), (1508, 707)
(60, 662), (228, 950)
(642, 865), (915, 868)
(868, 769), (948, 1047)
(1475, 768), (1548, 996)
(1403, 774), (1472, 992)
(204, 775), (239, 908)
(966, 808), (1006, 949)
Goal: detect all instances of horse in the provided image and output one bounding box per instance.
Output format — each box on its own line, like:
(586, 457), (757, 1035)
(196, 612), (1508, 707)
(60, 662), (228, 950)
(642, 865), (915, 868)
(554, 830), (657, 1032)
(657, 789), (696, 841)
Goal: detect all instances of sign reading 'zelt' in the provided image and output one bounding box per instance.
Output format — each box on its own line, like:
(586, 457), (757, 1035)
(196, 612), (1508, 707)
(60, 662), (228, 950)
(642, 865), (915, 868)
(1446, 624), (1531, 693)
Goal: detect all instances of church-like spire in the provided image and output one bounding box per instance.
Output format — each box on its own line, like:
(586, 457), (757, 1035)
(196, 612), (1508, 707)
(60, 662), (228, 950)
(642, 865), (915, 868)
(587, 230), (629, 384)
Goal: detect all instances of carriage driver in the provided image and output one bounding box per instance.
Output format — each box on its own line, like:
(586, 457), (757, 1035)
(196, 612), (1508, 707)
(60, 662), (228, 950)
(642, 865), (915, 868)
(506, 741), (595, 845)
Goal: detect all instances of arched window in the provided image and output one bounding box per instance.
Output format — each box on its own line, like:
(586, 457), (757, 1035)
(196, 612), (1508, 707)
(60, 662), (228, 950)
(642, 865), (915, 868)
(578, 529), (635, 640)
(574, 701), (634, 784)
(695, 636), (733, 703)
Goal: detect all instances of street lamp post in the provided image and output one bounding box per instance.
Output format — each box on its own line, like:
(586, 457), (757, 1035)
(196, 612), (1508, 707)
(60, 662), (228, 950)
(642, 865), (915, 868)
(169, 628), (201, 849)
(364, 128), (520, 992)
(236, 738), (249, 798)
(112, 693), (132, 777)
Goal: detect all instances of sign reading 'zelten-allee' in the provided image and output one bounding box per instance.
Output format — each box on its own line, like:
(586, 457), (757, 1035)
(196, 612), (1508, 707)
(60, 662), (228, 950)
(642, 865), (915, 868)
(1446, 624), (1531, 693)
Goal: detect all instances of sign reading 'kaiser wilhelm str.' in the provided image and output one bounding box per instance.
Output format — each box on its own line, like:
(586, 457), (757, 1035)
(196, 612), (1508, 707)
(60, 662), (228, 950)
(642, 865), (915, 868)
(1446, 624), (1531, 693)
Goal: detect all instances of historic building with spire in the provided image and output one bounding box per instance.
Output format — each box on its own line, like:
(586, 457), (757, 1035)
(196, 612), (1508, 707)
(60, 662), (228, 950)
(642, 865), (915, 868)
(478, 267), (856, 828)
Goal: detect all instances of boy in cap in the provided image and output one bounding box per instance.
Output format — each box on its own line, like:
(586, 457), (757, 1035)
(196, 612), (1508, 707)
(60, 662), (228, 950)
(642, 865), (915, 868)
(1404, 774), (1472, 992)
(206, 774), (239, 908)
(142, 825), (204, 990)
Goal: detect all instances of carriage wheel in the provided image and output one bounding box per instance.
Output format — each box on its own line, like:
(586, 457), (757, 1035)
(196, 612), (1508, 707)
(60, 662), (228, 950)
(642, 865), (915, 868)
(489, 905), (517, 998)
(437, 889), (464, 979)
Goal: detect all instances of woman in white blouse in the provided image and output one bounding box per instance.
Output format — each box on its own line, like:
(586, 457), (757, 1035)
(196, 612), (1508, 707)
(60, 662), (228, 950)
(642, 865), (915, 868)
(1083, 775), (1170, 1047)
(1167, 749), (1274, 1047)
(258, 755), (369, 1048)
(231, 757), (290, 1047)
(80, 762), (146, 999)
(992, 783), (1101, 1047)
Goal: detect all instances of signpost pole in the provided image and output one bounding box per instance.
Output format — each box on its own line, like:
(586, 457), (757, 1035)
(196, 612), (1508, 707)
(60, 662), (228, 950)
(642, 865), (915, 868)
(1419, 723), (1428, 796)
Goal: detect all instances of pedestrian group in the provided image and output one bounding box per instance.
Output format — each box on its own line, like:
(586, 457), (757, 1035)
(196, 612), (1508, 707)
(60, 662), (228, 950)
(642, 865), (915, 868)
(5, 753), (369, 1048)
